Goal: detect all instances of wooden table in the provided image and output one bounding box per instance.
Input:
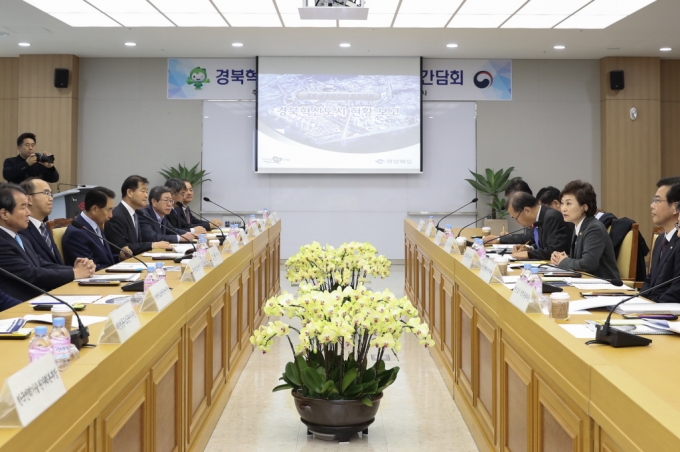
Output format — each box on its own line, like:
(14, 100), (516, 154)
(0, 221), (280, 452)
(405, 219), (680, 452)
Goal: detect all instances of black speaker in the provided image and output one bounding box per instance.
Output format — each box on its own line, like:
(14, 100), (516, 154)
(610, 70), (624, 90)
(54, 68), (69, 88)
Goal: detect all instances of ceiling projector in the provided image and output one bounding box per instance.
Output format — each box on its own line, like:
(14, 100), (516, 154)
(299, 0), (369, 20)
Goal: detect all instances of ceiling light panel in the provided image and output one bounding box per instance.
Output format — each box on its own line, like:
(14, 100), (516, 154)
(516, 0), (592, 15)
(398, 0), (464, 14)
(50, 12), (121, 26)
(339, 14), (395, 27)
(457, 0), (526, 15)
(555, 14), (625, 28)
(448, 15), (509, 28)
(149, 0), (218, 14)
(23, 0), (98, 13)
(86, 0), (157, 13)
(363, 0), (400, 14)
(577, 0), (656, 16)
(107, 13), (175, 26)
(213, 0), (278, 14)
(225, 14), (282, 27)
(280, 14), (336, 27)
(165, 14), (228, 26)
(501, 14), (567, 28)
(394, 14), (453, 28)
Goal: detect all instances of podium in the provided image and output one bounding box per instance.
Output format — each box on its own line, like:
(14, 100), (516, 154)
(52, 185), (98, 219)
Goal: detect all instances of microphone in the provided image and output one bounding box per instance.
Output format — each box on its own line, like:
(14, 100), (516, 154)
(175, 202), (224, 236)
(588, 275), (680, 347)
(482, 227), (527, 246)
(455, 213), (493, 239)
(0, 267), (90, 349)
(136, 210), (196, 263)
(71, 219), (149, 269)
(56, 183), (86, 193)
(202, 197), (246, 229)
(435, 198), (478, 232)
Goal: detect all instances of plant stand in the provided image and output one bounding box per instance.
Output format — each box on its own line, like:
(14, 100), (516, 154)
(302, 418), (373, 443)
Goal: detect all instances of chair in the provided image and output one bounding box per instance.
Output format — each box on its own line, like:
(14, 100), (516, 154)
(612, 223), (639, 284)
(46, 218), (73, 263)
(649, 233), (659, 275)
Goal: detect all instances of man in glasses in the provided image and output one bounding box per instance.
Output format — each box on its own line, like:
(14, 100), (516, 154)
(3, 133), (59, 184)
(138, 186), (194, 244)
(642, 177), (680, 302)
(18, 178), (64, 265)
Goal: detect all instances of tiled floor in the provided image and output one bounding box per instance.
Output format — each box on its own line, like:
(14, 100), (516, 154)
(205, 265), (478, 452)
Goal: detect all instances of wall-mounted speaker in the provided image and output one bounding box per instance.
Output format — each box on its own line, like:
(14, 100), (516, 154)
(610, 70), (624, 90)
(54, 68), (69, 88)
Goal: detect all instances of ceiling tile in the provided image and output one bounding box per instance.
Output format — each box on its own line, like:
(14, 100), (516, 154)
(516, 0), (592, 15)
(501, 14), (567, 28)
(339, 13), (395, 27)
(578, 0), (656, 16)
(393, 14), (452, 28)
(213, 0), (278, 14)
(457, 0), (526, 15)
(149, 0), (218, 14)
(87, 0), (156, 14)
(555, 14), (626, 28)
(280, 14), (336, 27)
(24, 0), (96, 13)
(107, 13), (175, 26)
(448, 14), (509, 28)
(224, 14), (282, 27)
(398, 0), (463, 15)
(165, 13), (229, 27)
(50, 12), (121, 26)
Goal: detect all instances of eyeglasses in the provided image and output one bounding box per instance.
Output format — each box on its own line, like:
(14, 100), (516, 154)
(513, 210), (522, 223)
(30, 190), (53, 198)
(160, 198), (174, 204)
(652, 197), (669, 204)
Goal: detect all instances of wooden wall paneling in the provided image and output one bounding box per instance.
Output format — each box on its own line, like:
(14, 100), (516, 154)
(240, 267), (252, 345)
(420, 253), (431, 322)
(600, 57), (660, 101)
(501, 339), (533, 452)
(660, 60), (680, 178)
(210, 291), (227, 402)
(187, 306), (210, 445)
(0, 58), (19, 164)
(660, 59), (680, 102)
(415, 250), (422, 310)
(441, 275), (455, 372)
(253, 255), (262, 326)
(594, 426), (625, 452)
(457, 291), (474, 406)
(535, 374), (589, 452)
(98, 375), (150, 452)
(432, 267), (442, 346)
(475, 312), (497, 447)
(228, 278), (241, 370)
(63, 424), (95, 452)
(262, 246), (270, 302)
(18, 54), (79, 99)
(151, 335), (183, 452)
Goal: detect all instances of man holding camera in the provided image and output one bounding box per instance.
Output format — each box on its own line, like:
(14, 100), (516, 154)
(3, 133), (59, 184)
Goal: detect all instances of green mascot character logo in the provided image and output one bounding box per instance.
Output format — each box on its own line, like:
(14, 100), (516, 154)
(187, 67), (210, 90)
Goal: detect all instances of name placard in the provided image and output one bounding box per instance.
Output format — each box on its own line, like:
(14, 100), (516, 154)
(271, 212), (279, 222)
(417, 219), (425, 232)
(509, 280), (543, 313)
(479, 259), (504, 284)
(462, 248), (481, 269)
(99, 301), (141, 344)
(180, 257), (206, 282)
(238, 229), (249, 244)
(140, 279), (174, 312)
(424, 223), (434, 237)
(223, 236), (240, 254)
(0, 354), (66, 427)
(205, 246), (224, 268)
(433, 231), (445, 246)
(250, 223), (261, 237)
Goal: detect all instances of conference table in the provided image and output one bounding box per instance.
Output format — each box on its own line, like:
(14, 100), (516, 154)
(0, 220), (280, 452)
(404, 219), (680, 452)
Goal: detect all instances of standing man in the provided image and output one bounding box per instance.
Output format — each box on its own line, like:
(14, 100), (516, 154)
(105, 175), (170, 255)
(138, 186), (195, 244)
(18, 178), (64, 264)
(182, 179), (222, 230)
(164, 178), (207, 234)
(3, 133), (59, 184)
(642, 177), (680, 302)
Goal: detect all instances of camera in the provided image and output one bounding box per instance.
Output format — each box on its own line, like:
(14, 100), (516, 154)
(34, 153), (55, 164)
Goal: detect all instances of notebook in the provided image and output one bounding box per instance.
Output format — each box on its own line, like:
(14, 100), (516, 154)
(614, 303), (680, 315)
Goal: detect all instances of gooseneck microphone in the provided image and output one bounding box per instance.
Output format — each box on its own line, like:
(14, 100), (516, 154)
(175, 202), (224, 236)
(202, 197), (246, 229)
(435, 197), (478, 232)
(455, 213), (494, 239)
(71, 219), (148, 268)
(588, 274), (680, 348)
(0, 267), (90, 349)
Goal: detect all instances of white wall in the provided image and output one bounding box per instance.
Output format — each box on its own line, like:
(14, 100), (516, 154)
(78, 58), (600, 259)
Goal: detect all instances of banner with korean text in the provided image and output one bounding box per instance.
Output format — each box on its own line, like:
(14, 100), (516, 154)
(421, 59), (512, 101)
(168, 58), (256, 100)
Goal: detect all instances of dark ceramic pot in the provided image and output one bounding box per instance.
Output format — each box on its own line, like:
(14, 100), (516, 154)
(291, 391), (383, 427)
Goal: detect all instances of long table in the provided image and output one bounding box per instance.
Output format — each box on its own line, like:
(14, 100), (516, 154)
(0, 221), (280, 452)
(405, 219), (680, 452)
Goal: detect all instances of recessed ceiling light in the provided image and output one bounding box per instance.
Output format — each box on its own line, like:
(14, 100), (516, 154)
(18, 42), (30, 47)
(232, 42), (244, 47)
(660, 47), (672, 52)
(446, 43), (458, 48)
(340, 43), (351, 48)
(554, 45), (566, 50)
(125, 42), (136, 47)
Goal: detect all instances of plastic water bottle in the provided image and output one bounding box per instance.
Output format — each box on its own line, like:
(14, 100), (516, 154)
(196, 234), (208, 265)
(474, 238), (486, 259)
(50, 317), (71, 371)
(229, 222), (240, 239)
(519, 264), (532, 283)
(144, 264), (158, 292)
(28, 326), (53, 363)
(262, 208), (269, 220)
(248, 214), (256, 228)
(528, 268), (543, 296)
(444, 224), (453, 239)
(154, 262), (166, 281)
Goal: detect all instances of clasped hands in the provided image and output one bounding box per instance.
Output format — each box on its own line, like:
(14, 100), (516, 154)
(551, 251), (568, 266)
(73, 257), (97, 279)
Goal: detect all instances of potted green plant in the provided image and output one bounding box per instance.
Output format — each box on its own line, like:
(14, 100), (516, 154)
(250, 242), (434, 442)
(465, 167), (516, 235)
(158, 162), (211, 187)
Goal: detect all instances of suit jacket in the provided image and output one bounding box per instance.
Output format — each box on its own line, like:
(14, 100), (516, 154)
(18, 221), (64, 265)
(641, 231), (680, 303)
(3, 155), (59, 184)
(181, 205), (212, 230)
(165, 206), (197, 233)
(0, 290), (22, 312)
(499, 207), (571, 260)
(0, 229), (74, 301)
(105, 203), (153, 256)
(62, 218), (116, 271)
(138, 205), (180, 244)
(558, 216), (621, 281)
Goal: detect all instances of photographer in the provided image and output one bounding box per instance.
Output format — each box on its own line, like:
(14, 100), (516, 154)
(3, 132), (59, 184)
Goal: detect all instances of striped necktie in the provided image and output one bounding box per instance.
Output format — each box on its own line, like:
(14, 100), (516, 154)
(39, 222), (55, 257)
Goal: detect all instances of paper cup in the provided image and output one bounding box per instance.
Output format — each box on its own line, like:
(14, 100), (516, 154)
(550, 293), (570, 320)
(494, 257), (508, 276)
(209, 239), (220, 248)
(482, 226), (491, 237)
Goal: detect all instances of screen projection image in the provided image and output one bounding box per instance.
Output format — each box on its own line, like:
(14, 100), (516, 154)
(257, 57), (421, 174)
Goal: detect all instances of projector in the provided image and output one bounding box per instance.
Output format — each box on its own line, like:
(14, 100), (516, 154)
(299, 0), (369, 20)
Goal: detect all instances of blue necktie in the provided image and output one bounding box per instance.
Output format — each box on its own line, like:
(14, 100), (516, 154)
(533, 227), (540, 249)
(133, 212), (140, 240)
(15, 234), (25, 251)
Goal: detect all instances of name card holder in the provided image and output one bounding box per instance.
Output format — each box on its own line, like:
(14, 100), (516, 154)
(203, 246), (224, 268)
(222, 236), (240, 254)
(443, 237), (462, 255)
(462, 248), (482, 269)
(98, 301), (141, 344)
(433, 231), (445, 246)
(479, 259), (504, 284)
(424, 223), (434, 237)
(180, 257), (206, 282)
(0, 354), (66, 427)
(266, 215), (275, 226)
(510, 280), (543, 313)
(249, 223), (261, 237)
(140, 279), (174, 312)
(238, 229), (249, 244)
(271, 212), (279, 222)
(417, 219), (425, 232)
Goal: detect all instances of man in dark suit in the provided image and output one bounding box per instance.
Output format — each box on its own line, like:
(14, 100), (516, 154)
(181, 179), (222, 231)
(18, 178), (64, 265)
(3, 133), (59, 184)
(62, 187), (121, 271)
(138, 186), (195, 244)
(164, 178), (207, 235)
(105, 175), (170, 256)
(0, 184), (94, 301)
(642, 178), (680, 302)
(493, 191), (571, 260)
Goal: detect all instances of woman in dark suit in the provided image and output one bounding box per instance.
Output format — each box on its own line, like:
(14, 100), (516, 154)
(551, 180), (621, 281)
